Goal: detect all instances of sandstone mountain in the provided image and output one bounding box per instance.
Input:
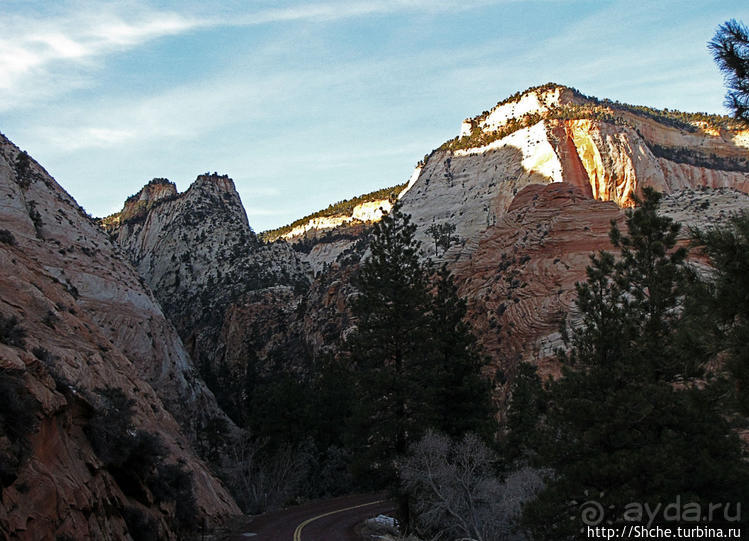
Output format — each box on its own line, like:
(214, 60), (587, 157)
(102, 173), (321, 422)
(279, 84), (749, 265)
(105, 85), (749, 398)
(401, 83), (749, 257)
(0, 136), (239, 539)
(249, 84), (749, 390)
(4, 80), (749, 539)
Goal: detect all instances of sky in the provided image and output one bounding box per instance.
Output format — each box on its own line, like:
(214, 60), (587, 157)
(0, 0), (746, 231)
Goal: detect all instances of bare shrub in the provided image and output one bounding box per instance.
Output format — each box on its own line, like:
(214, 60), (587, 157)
(0, 314), (26, 348)
(0, 229), (16, 246)
(400, 431), (544, 541)
(0, 368), (38, 493)
(223, 433), (313, 514)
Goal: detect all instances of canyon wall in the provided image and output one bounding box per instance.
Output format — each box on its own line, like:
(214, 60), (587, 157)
(104, 173), (313, 382)
(0, 136), (239, 539)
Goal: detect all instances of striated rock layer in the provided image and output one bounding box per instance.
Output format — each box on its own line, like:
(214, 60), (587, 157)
(249, 87), (749, 413)
(0, 136), (239, 539)
(452, 183), (749, 404)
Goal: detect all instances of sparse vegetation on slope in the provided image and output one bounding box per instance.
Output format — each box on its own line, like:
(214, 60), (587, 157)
(469, 81), (570, 124)
(0, 229), (17, 246)
(647, 142), (749, 172)
(0, 313), (27, 348)
(0, 368), (38, 494)
(100, 178), (178, 228)
(442, 83), (742, 152)
(85, 386), (198, 536)
(440, 111), (546, 152)
(259, 182), (407, 242)
(440, 103), (632, 152)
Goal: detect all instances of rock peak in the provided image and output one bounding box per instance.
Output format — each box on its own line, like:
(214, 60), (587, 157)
(192, 172), (237, 193)
(460, 83), (586, 137)
(102, 178), (177, 227)
(126, 177), (177, 203)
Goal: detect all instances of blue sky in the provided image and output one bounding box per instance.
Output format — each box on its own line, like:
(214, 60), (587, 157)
(0, 0), (746, 231)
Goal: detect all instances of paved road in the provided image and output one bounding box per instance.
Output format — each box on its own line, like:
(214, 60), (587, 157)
(224, 493), (396, 541)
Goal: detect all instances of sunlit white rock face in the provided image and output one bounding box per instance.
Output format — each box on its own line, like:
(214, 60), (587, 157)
(460, 85), (583, 137)
(397, 84), (749, 260)
(479, 86), (568, 132)
(401, 122), (568, 255)
(289, 85), (749, 267)
(281, 198), (393, 240)
(400, 165), (423, 196)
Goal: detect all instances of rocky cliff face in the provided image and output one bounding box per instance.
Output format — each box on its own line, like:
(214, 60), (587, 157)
(280, 198), (393, 241)
(452, 182), (749, 405)
(0, 136), (239, 539)
(104, 173), (312, 384)
(101, 178), (178, 228)
(271, 84), (749, 273)
(248, 84), (749, 394)
(399, 84), (749, 258)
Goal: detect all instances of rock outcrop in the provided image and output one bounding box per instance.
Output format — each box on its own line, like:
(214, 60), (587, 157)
(260, 182), (410, 271)
(269, 85), (749, 274)
(399, 84), (749, 257)
(452, 182), (749, 392)
(280, 198), (393, 241)
(100, 178), (178, 228)
(0, 136), (239, 538)
(104, 173), (311, 383)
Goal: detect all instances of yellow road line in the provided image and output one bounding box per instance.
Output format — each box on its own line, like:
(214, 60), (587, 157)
(292, 499), (385, 541)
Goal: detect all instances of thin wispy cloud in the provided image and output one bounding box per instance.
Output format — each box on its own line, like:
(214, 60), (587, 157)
(22, 36), (492, 154)
(0, 5), (202, 110)
(221, 0), (501, 25)
(0, 0), (503, 112)
(27, 75), (292, 151)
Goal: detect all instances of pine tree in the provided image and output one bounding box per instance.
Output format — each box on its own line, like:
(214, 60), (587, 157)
(426, 265), (495, 441)
(426, 222), (458, 256)
(692, 211), (749, 415)
(503, 361), (544, 465)
(346, 203), (435, 484)
(709, 19), (749, 122)
(346, 206), (495, 486)
(607, 189), (696, 380)
(523, 189), (748, 538)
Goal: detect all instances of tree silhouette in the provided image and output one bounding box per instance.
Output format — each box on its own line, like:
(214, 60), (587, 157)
(347, 203), (435, 485)
(522, 189), (748, 537)
(692, 212), (749, 415)
(346, 205), (494, 486)
(426, 222), (458, 256)
(710, 19), (749, 122)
